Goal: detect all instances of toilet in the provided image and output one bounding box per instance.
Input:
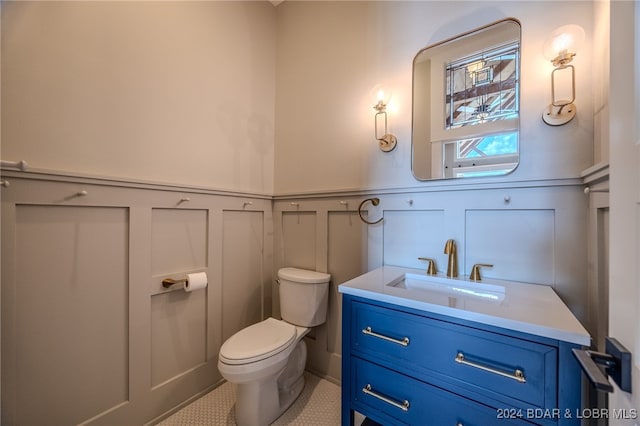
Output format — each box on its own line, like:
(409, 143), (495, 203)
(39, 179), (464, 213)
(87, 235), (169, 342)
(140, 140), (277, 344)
(218, 267), (331, 426)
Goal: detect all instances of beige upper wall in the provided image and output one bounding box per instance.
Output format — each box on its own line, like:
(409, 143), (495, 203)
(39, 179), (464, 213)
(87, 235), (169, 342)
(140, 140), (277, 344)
(2, 1), (595, 196)
(1, 1), (276, 195)
(274, 1), (595, 195)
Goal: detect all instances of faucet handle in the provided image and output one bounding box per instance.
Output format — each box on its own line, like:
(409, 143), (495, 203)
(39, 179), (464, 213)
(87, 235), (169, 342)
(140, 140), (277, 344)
(470, 263), (493, 281)
(418, 257), (438, 275)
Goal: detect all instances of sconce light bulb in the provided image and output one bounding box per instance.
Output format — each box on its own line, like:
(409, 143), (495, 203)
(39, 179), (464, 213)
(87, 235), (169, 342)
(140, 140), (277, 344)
(371, 84), (392, 111)
(552, 35), (572, 55)
(543, 24), (585, 66)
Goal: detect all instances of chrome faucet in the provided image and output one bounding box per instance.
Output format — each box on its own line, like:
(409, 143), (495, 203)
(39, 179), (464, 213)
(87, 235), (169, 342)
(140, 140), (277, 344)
(444, 239), (458, 278)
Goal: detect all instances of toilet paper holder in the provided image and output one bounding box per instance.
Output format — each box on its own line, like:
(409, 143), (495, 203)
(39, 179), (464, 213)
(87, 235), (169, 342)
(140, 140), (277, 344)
(162, 277), (187, 288)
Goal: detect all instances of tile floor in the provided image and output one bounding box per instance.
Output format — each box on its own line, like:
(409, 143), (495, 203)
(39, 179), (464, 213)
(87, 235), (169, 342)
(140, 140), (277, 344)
(157, 372), (347, 425)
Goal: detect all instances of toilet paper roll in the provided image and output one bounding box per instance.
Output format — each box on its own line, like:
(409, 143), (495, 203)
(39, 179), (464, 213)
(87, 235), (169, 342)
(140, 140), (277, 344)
(185, 272), (208, 292)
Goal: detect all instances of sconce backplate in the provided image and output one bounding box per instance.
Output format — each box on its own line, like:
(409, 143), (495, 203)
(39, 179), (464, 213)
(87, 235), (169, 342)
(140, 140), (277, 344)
(379, 134), (398, 152)
(542, 102), (576, 126)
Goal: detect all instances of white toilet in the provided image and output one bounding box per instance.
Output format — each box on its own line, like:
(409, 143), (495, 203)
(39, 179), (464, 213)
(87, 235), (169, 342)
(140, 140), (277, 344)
(218, 267), (331, 426)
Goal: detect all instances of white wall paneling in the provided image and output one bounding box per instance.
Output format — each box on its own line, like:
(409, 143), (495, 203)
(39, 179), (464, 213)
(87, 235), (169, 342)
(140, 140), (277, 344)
(326, 211), (368, 354)
(273, 199), (371, 382)
(383, 210), (446, 270)
(583, 166), (610, 350)
(150, 208), (209, 389)
(465, 209), (555, 284)
(151, 209), (208, 278)
(151, 290), (207, 388)
(0, 173), (273, 424)
(583, 181), (609, 416)
(10, 205), (129, 426)
(280, 210), (317, 272)
(222, 210), (265, 342)
(274, 181), (588, 383)
(1, 174), (590, 414)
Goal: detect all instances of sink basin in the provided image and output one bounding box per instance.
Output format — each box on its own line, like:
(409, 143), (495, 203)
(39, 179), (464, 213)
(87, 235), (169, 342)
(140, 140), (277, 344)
(387, 273), (505, 303)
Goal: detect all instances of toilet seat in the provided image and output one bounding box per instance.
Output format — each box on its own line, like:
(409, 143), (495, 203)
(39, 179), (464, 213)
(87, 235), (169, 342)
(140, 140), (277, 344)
(219, 318), (296, 365)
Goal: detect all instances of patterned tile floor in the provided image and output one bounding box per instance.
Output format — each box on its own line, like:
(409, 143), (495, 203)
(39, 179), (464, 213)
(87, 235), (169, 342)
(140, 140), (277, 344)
(157, 372), (345, 425)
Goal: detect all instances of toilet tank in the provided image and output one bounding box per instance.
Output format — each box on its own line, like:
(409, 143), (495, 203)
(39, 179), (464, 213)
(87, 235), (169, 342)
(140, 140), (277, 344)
(278, 267), (331, 327)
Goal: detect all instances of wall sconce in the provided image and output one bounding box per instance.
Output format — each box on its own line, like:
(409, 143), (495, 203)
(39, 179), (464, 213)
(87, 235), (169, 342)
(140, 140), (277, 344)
(542, 24), (585, 126)
(372, 86), (397, 152)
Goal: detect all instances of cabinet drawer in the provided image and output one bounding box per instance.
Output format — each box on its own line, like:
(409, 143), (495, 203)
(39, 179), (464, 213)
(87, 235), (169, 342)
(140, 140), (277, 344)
(352, 301), (557, 408)
(353, 357), (532, 425)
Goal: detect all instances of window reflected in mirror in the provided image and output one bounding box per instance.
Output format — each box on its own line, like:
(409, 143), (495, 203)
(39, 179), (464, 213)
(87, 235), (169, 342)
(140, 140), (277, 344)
(446, 43), (519, 128)
(411, 19), (521, 180)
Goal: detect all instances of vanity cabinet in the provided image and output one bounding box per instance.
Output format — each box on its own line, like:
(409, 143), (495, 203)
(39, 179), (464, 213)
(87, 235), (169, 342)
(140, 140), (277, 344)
(341, 294), (584, 426)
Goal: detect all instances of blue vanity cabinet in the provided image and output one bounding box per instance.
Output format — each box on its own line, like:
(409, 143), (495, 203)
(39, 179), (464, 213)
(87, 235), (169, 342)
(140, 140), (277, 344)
(341, 294), (583, 426)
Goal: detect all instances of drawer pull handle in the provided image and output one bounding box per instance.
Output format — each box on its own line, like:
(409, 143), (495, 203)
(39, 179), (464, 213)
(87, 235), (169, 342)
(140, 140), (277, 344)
(362, 327), (409, 346)
(362, 384), (410, 412)
(455, 352), (526, 383)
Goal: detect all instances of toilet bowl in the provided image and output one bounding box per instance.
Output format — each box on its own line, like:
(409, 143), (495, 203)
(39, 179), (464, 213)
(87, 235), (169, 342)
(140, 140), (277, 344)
(218, 267), (331, 426)
(218, 318), (309, 425)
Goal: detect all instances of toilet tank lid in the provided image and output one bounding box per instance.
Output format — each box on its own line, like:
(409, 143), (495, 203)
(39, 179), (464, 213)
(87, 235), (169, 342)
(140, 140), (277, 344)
(278, 267), (331, 284)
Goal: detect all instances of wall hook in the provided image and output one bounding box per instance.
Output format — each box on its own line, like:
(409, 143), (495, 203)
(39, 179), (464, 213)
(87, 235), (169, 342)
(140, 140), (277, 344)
(584, 187), (609, 194)
(358, 198), (383, 225)
(59, 190), (88, 202)
(0, 160), (28, 171)
(340, 201), (353, 225)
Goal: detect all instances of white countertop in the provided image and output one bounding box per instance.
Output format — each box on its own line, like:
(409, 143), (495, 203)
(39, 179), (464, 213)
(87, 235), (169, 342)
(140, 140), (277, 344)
(338, 266), (590, 346)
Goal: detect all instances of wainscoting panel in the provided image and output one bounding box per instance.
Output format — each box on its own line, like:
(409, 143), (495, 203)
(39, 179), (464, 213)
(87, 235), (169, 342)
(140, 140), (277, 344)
(151, 290), (207, 388)
(151, 209), (208, 276)
(274, 183), (588, 384)
(150, 208), (209, 387)
(325, 211), (368, 354)
(11, 205), (129, 426)
(281, 211), (317, 270)
(221, 210), (265, 342)
(1, 172), (590, 421)
(383, 209), (446, 270)
(465, 209), (555, 284)
(1, 174), (273, 425)
(273, 199), (370, 382)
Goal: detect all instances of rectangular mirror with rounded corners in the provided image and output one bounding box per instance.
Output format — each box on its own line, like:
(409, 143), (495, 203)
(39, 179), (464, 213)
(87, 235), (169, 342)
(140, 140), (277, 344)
(412, 18), (521, 180)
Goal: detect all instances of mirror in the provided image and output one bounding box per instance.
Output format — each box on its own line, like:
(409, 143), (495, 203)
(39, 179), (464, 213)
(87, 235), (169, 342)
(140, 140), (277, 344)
(411, 19), (521, 180)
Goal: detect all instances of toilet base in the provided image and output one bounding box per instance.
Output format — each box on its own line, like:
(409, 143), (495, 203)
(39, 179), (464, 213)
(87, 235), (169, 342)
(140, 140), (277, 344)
(234, 340), (307, 426)
(276, 374), (305, 420)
